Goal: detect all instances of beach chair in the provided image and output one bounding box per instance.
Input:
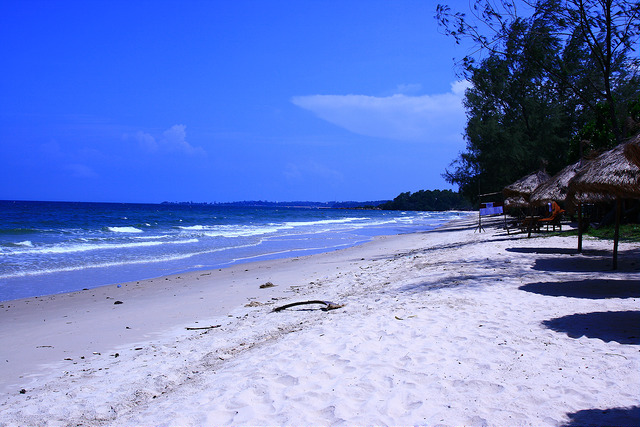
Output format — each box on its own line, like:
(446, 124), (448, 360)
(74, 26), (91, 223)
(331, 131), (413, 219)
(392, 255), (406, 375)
(537, 201), (565, 231)
(519, 215), (541, 234)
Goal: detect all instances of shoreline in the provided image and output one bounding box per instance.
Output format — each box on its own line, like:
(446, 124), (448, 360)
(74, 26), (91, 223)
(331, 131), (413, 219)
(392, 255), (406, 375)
(0, 209), (471, 303)
(1, 215), (639, 426)
(0, 218), (473, 395)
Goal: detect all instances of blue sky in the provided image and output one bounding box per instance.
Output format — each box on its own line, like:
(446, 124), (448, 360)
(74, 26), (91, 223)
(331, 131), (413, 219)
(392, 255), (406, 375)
(1, 0), (471, 203)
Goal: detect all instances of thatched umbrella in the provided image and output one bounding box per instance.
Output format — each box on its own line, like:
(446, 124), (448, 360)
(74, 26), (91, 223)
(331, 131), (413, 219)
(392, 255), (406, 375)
(503, 195), (529, 209)
(503, 170), (551, 204)
(623, 132), (640, 167)
(529, 160), (584, 206)
(503, 170), (550, 236)
(569, 141), (640, 199)
(567, 139), (640, 269)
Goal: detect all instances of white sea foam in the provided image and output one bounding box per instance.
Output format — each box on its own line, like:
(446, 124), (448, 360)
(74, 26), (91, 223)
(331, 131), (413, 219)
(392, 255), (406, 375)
(0, 240), (262, 279)
(180, 224), (291, 238)
(181, 217), (370, 237)
(178, 225), (209, 231)
(206, 225), (288, 238)
(107, 226), (143, 233)
(133, 234), (171, 240)
(285, 218), (395, 236)
(15, 241), (34, 247)
(229, 241), (357, 264)
(284, 217), (368, 227)
(356, 219), (395, 227)
(0, 238), (199, 256)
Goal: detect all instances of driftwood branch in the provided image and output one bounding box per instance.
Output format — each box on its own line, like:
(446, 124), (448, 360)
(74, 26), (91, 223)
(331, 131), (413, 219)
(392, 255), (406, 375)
(272, 300), (344, 312)
(185, 324), (221, 331)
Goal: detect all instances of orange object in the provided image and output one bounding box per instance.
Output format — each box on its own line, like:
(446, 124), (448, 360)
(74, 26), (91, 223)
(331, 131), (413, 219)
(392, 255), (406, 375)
(537, 201), (565, 230)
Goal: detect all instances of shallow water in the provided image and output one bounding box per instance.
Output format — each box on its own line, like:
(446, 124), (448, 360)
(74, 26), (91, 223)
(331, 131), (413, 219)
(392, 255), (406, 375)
(0, 200), (470, 301)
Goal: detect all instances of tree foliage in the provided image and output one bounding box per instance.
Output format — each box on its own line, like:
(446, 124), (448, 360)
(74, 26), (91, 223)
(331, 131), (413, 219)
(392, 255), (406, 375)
(436, 0), (640, 202)
(379, 190), (472, 211)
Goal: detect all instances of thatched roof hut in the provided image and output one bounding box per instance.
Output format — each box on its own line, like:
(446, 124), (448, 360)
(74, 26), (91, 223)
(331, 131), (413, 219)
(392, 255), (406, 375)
(567, 138), (640, 269)
(623, 133), (640, 168)
(529, 161), (583, 206)
(503, 170), (551, 205)
(568, 142), (640, 200)
(503, 196), (529, 208)
(566, 189), (615, 208)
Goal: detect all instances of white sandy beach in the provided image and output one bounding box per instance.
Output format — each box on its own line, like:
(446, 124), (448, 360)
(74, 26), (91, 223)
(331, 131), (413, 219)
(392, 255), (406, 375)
(0, 216), (638, 426)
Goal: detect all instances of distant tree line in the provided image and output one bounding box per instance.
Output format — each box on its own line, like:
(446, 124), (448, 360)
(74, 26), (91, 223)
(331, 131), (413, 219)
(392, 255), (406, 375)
(161, 200), (391, 209)
(379, 190), (473, 211)
(160, 194), (473, 211)
(331, 201), (390, 209)
(436, 0), (639, 203)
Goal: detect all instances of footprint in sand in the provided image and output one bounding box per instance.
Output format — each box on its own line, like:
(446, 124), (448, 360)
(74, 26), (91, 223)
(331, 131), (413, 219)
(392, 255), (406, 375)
(275, 374), (299, 386)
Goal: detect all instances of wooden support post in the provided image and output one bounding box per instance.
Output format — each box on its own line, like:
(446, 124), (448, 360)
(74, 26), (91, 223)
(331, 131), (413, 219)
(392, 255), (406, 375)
(475, 209), (485, 233)
(577, 203), (583, 253)
(613, 199), (621, 270)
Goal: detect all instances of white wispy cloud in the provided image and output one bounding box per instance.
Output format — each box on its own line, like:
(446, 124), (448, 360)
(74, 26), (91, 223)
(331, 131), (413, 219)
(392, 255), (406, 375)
(395, 83), (423, 94)
(283, 160), (344, 182)
(128, 125), (205, 155)
(134, 131), (158, 152)
(291, 81), (470, 142)
(65, 163), (99, 179)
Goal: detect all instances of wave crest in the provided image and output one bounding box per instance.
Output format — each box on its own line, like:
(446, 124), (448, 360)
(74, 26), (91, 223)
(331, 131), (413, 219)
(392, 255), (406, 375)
(106, 226), (143, 233)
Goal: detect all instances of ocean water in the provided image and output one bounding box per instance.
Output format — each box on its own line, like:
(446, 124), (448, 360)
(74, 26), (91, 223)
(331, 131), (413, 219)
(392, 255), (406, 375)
(0, 201), (469, 302)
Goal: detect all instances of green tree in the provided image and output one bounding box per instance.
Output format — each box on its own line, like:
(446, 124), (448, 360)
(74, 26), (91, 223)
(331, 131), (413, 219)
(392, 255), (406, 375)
(436, 0), (640, 200)
(437, 1), (639, 143)
(444, 17), (574, 200)
(379, 190), (472, 211)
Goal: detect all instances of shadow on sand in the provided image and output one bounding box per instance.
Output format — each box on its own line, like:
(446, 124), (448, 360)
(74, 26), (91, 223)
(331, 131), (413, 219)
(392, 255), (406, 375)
(505, 247), (609, 256)
(542, 311), (640, 345)
(519, 279), (640, 299)
(560, 405), (640, 427)
(505, 247), (639, 272)
(542, 249), (637, 272)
